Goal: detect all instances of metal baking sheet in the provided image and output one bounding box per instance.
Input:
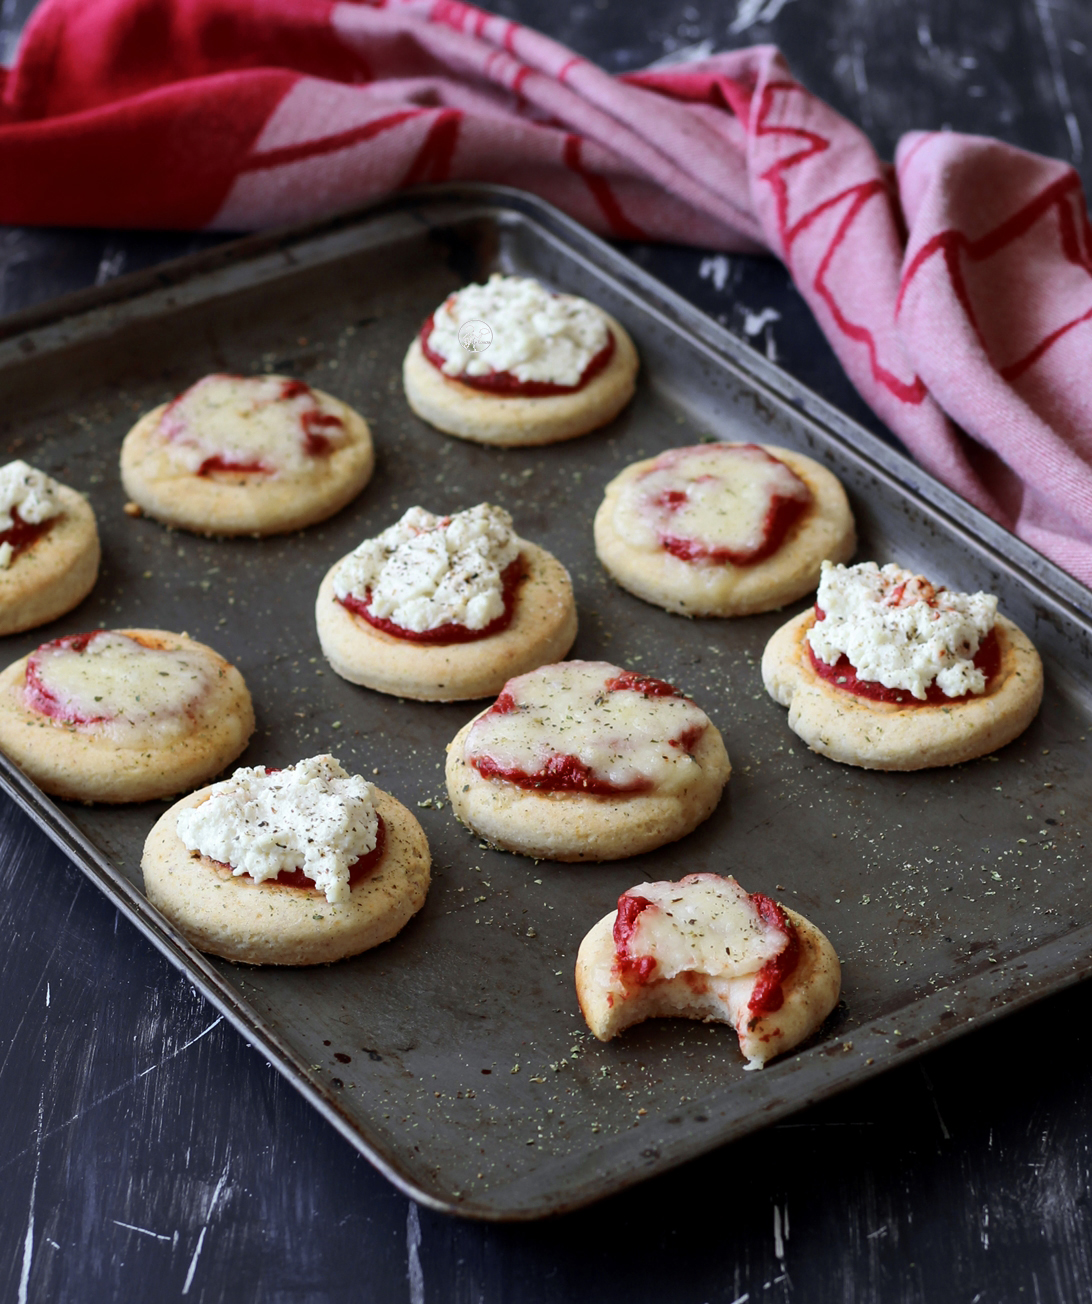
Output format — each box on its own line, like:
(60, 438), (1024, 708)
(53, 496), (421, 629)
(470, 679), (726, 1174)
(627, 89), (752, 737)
(0, 185), (1090, 1221)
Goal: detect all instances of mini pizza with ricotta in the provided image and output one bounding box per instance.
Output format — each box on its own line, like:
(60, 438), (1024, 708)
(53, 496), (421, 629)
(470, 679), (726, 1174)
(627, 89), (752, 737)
(316, 504), (577, 700)
(0, 628), (254, 802)
(575, 873), (840, 1068)
(445, 659), (731, 861)
(403, 274), (638, 446)
(120, 373), (374, 535)
(594, 442), (855, 616)
(762, 560), (1043, 769)
(0, 460), (100, 635)
(142, 754), (430, 966)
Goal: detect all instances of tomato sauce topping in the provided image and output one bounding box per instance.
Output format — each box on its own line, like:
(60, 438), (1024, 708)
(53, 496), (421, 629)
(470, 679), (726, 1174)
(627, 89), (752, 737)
(746, 894), (800, 1017)
(0, 508), (54, 563)
(25, 632), (104, 722)
(419, 315), (615, 396)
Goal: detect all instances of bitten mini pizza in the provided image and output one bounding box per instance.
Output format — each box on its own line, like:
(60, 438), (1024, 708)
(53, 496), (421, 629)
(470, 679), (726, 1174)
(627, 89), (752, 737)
(316, 504), (577, 701)
(575, 873), (840, 1068)
(0, 460), (99, 635)
(445, 660), (730, 861)
(403, 274), (638, 446)
(594, 442), (855, 616)
(120, 374), (374, 535)
(762, 561), (1043, 770)
(0, 629), (253, 802)
(142, 754), (430, 966)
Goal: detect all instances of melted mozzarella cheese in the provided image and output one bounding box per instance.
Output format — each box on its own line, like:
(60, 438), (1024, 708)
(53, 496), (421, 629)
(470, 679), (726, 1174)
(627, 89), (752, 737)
(175, 755), (377, 905)
(808, 560), (997, 699)
(426, 274), (609, 386)
(334, 504), (519, 632)
(28, 632), (215, 745)
(158, 374), (343, 474)
(465, 660), (710, 795)
(620, 874), (788, 981)
(613, 444), (811, 558)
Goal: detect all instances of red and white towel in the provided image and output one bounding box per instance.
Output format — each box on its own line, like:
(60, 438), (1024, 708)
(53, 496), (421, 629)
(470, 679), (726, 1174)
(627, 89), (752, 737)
(3, 0), (1092, 587)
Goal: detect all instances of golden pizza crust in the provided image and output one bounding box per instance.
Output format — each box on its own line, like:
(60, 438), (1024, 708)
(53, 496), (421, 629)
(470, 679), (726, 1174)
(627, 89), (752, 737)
(315, 541), (578, 701)
(761, 608), (1043, 770)
(142, 786), (430, 966)
(575, 905), (841, 1066)
(119, 389), (374, 536)
(0, 629), (254, 802)
(0, 485), (100, 635)
(594, 444), (856, 617)
(402, 313), (639, 447)
(445, 713), (731, 862)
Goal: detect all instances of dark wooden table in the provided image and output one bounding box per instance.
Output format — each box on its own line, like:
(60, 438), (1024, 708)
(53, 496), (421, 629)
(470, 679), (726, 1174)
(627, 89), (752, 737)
(2, 1), (1092, 1299)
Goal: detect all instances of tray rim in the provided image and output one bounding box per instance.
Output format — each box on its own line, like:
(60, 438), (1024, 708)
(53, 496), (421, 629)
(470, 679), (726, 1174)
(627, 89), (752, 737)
(1, 182), (1091, 1220)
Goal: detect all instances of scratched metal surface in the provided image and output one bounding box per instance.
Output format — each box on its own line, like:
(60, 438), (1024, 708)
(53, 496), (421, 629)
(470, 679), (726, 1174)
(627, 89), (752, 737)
(0, 188), (1091, 1222)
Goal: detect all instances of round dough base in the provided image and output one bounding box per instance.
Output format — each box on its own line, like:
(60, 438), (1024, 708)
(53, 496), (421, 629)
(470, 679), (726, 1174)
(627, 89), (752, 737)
(142, 787), (430, 966)
(120, 390), (374, 536)
(575, 905), (841, 1066)
(316, 541), (578, 701)
(402, 314), (639, 447)
(761, 609), (1043, 770)
(594, 444), (856, 617)
(0, 629), (255, 803)
(0, 485), (100, 635)
(445, 714), (731, 862)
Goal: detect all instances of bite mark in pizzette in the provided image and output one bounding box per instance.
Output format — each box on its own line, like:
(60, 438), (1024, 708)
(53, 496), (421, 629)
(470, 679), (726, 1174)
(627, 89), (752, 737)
(594, 442), (856, 617)
(762, 561), (1043, 770)
(575, 873), (841, 1067)
(445, 660), (731, 861)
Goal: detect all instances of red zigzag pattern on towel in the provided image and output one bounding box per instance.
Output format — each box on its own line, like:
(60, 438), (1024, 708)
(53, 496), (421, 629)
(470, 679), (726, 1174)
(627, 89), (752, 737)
(896, 170), (1092, 382)
(753, 78), (928, 406)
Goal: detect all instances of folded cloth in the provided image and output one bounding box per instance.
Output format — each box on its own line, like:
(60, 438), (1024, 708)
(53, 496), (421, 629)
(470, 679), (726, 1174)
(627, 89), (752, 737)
(3, 0), (1092, 587)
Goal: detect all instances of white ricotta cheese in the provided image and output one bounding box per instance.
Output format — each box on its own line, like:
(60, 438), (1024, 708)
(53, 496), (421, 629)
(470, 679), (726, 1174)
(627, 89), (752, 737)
(807, 560), (998, 699)
(158, 374), (344, 474)
(465, 660), (710, 795)
(334, 504), (520, 633)
(27, 631), (216, 745)
(175, 755), (378, 905)
(426, 274), (610, 386)
(613, 443), (811, 559)
(0, 460), (64, 568)
(618, 874), (788, 981)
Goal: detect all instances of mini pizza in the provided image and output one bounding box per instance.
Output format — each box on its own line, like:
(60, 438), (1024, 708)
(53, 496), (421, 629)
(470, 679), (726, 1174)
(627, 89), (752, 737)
(120, 374), (374, 536)
(316, 504), (577, 701)
(762, 560), (1044, 770)
(142, 754), (430, 966)
(594, 442), (855, 616)
(0, 628), (254, 802)
(445, 660), (730, 861)
(403, 273), (638, 447)
(575, 873), (840, 1068)
(0, 460), (100, 635)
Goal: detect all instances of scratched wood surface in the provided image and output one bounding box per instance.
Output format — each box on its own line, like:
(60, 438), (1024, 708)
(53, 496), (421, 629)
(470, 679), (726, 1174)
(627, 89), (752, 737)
(2, 0), (1092, 1299)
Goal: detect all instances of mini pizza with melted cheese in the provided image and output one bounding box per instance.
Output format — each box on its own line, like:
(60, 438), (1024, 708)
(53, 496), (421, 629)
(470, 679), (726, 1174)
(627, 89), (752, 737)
(445, 659), (730, 861)
(594, 441), (855, 616)
(576, 873), (840, 1068)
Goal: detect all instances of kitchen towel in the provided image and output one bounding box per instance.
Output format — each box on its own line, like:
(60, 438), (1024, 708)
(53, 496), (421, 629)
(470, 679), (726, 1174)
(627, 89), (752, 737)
(3, 0), (1092, 584)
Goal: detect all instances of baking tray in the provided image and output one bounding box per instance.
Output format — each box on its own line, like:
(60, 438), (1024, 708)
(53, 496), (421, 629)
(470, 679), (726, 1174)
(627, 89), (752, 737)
(0, 185), (1090, 1221)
